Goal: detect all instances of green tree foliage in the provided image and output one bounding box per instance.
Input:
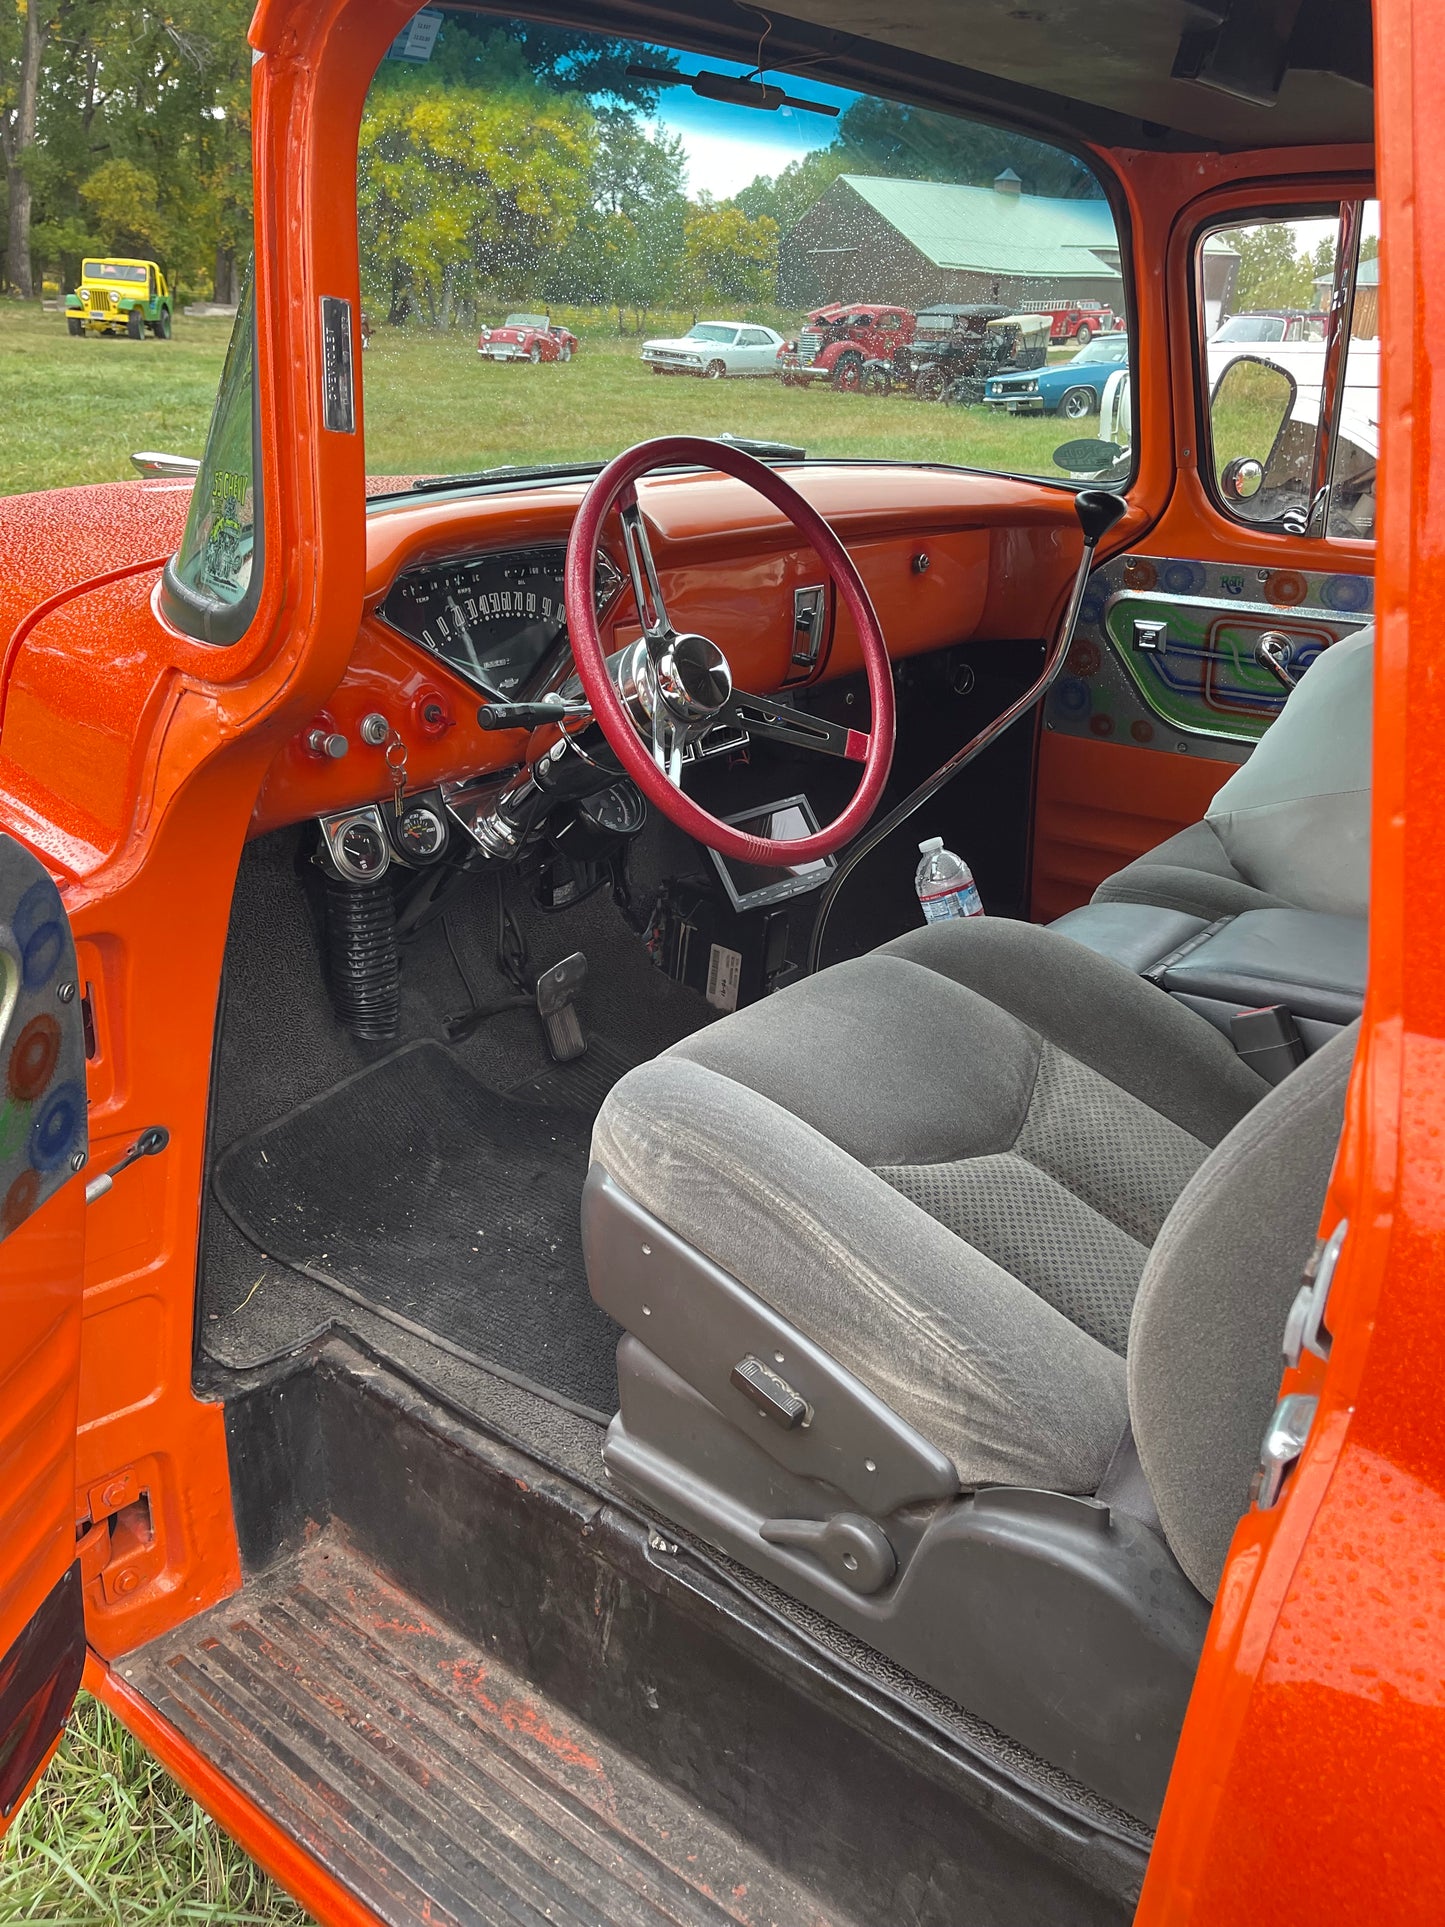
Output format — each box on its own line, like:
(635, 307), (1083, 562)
(358, 76), (594, 326)
(2, 0), (253, 297)
(1231, 222), (1327, 312)
(682, 200), (779, 307)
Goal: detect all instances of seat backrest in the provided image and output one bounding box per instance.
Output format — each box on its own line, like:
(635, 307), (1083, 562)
(1204, 625), (1373, 917)
(1126, 1024), (1355, 1597)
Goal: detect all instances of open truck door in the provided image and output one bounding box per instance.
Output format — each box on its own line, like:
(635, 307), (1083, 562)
(0, 835), (90, 1834)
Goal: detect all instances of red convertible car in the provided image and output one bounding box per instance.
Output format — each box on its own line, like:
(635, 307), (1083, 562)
(477, 312), (578, 363)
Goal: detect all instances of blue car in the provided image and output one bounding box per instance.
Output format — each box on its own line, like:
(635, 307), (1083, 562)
(985, 335), (1129, 419)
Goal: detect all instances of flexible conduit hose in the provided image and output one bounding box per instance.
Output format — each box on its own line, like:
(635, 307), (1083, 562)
(805, 489), (1127, 977)
(325, 873), (401, 1041)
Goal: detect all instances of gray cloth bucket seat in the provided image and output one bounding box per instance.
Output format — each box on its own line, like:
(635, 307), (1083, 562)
(585, 917), (1353, 1824)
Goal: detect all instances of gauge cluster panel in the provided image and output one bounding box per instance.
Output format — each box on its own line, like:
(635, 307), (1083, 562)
(376, 544), (623, 700)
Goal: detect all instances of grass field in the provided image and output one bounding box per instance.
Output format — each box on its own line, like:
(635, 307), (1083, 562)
(0, 298), (1092, 497)
(0, 1695), (310, 1924)
(0, 302), (235, 495)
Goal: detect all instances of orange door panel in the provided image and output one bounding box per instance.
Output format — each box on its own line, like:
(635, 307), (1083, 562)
(1031, 546), (1374, 918)
(0, 834), (91, 1833)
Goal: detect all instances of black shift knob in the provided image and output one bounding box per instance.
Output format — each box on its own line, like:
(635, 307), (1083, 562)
(1074, 488), (1128, 545)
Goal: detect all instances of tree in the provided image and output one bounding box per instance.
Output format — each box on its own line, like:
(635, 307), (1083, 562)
(80, 155), (162, 255)
(357, 78), (594, 327)
(2, 0), (50, 295)
(1232, 222), (1321, 311)
(682, 200), (778, 308)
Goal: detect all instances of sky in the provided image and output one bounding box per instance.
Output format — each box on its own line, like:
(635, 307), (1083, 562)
(644, 52), (860, 199)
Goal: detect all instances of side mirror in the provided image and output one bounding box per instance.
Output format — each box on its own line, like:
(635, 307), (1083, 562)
(1209, 355), (1298, 519)
(1219, 456), (1264, 500)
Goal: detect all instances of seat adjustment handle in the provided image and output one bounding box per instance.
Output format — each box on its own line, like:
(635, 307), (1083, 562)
(760, 1513), (897, 1594)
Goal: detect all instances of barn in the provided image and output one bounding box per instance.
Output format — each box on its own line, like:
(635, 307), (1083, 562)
(779, 170), (1124, 315)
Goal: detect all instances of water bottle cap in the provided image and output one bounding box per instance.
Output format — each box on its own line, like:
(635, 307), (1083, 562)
(918, 837), (944, 853)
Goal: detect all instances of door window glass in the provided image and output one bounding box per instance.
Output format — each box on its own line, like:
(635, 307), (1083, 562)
(163, 266), (262, 643)
(1200, 203), (1378, 538)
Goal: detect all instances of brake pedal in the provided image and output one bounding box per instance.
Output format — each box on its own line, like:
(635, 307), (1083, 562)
(536, 951), (588, 1062)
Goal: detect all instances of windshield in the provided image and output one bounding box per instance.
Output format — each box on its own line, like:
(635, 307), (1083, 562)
(1071, 339), (1127, 363)
(502, 313), (548, 328)
(84, 260), (147, 285)
(358, 10), (1125, 489)
(1215, 314), (1288, 342)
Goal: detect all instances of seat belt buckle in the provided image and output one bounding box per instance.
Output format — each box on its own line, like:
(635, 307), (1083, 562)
(1230, 1003), (1306, 1085)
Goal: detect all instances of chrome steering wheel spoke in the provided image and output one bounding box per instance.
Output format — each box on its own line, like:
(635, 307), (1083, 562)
(619, 492), (672, 661)
(724, 689), (870, 762)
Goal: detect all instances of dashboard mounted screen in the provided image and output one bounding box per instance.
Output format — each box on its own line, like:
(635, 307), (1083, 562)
(376, 544), (623, 700)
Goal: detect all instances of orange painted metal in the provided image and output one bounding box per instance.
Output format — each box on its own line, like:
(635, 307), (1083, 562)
(1028, 733), (1239, 923)
(0, 0), (1419, 1912)
(1136, 3), (1445, 1918)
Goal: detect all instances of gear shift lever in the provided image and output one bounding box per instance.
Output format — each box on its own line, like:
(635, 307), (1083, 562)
(805, 490), (1127, 976)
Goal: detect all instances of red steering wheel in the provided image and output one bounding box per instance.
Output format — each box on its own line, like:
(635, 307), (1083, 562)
(564, 436), (895, 866)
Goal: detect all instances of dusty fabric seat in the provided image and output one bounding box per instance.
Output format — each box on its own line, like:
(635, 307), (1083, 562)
(600, 912), (1336, 1521)
(1093, 623), (1373, 923)
(592, 917), (1353, 1602)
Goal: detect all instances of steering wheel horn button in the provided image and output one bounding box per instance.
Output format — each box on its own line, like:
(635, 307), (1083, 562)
(731, 1354), (812, 1429)
(657, 633), (733, 721)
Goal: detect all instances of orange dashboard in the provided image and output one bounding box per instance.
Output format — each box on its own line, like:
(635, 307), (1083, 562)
(248, 463), (1082, 838)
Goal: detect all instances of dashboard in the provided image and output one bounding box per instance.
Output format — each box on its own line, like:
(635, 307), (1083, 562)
(376, 545), (622, 700)
(244, 464), (1084, 839)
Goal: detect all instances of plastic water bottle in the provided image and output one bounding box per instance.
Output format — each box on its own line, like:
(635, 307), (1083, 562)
(915, 836), (983, 922)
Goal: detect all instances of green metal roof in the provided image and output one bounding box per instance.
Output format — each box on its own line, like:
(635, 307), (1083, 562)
(832, 175), (1122, 282)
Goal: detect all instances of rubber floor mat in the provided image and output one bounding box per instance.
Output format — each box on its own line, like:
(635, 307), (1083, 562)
(213, 1040), (619, 1414)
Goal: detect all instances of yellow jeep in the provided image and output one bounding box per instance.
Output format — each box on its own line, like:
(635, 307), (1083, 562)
(65, 257), (173, 339)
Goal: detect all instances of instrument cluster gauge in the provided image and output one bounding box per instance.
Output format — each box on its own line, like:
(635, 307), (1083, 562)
(389, 793), (449, 865)
(321, 805), (392, 882)
(376, 545), (624, 700)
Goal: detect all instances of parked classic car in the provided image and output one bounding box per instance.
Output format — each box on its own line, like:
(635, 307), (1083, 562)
(641, 320), (786, 377)
(985, 331), (1131, 416)
(1018, 298), (1123, 343)
(0, 4), (1427, 1927)
(477, 313), (578, 362)
(776, 304), (916, 387)
(865, 310), (1050, 401)
(64, 258), (173, 339)
(1211, 309), (1328, 344)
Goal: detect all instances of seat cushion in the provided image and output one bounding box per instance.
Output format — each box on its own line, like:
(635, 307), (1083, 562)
(592, 918), (1268, 1497)
(1093, 819), (1289, 921)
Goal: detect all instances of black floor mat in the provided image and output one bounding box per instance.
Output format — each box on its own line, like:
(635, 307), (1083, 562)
(213, 1039), (620, 1415)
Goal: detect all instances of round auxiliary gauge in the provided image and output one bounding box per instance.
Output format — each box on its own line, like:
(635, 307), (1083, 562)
(397, 804), (446, 862)
(337, 819), (388, 879)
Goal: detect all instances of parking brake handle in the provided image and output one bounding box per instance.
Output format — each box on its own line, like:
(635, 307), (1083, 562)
(805, 489), (1127, 975)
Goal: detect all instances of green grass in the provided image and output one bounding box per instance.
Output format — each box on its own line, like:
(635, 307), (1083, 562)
(0, 301), (234, 496)
(0, 302), (1094, 498)
(0, 1695), (311, 1924)
(362, 324), (1078, 481)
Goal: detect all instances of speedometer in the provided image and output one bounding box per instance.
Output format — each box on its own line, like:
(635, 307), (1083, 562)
(376, 545), (623, 699)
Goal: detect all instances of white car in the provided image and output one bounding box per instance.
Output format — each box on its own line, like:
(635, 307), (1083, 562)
(641, 322), (785, 379)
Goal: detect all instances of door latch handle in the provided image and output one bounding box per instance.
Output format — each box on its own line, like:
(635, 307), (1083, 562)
(85, 1126), (169, 1204)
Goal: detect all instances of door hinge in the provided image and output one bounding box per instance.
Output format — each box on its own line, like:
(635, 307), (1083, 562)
(75, 1468), (161, 1607)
